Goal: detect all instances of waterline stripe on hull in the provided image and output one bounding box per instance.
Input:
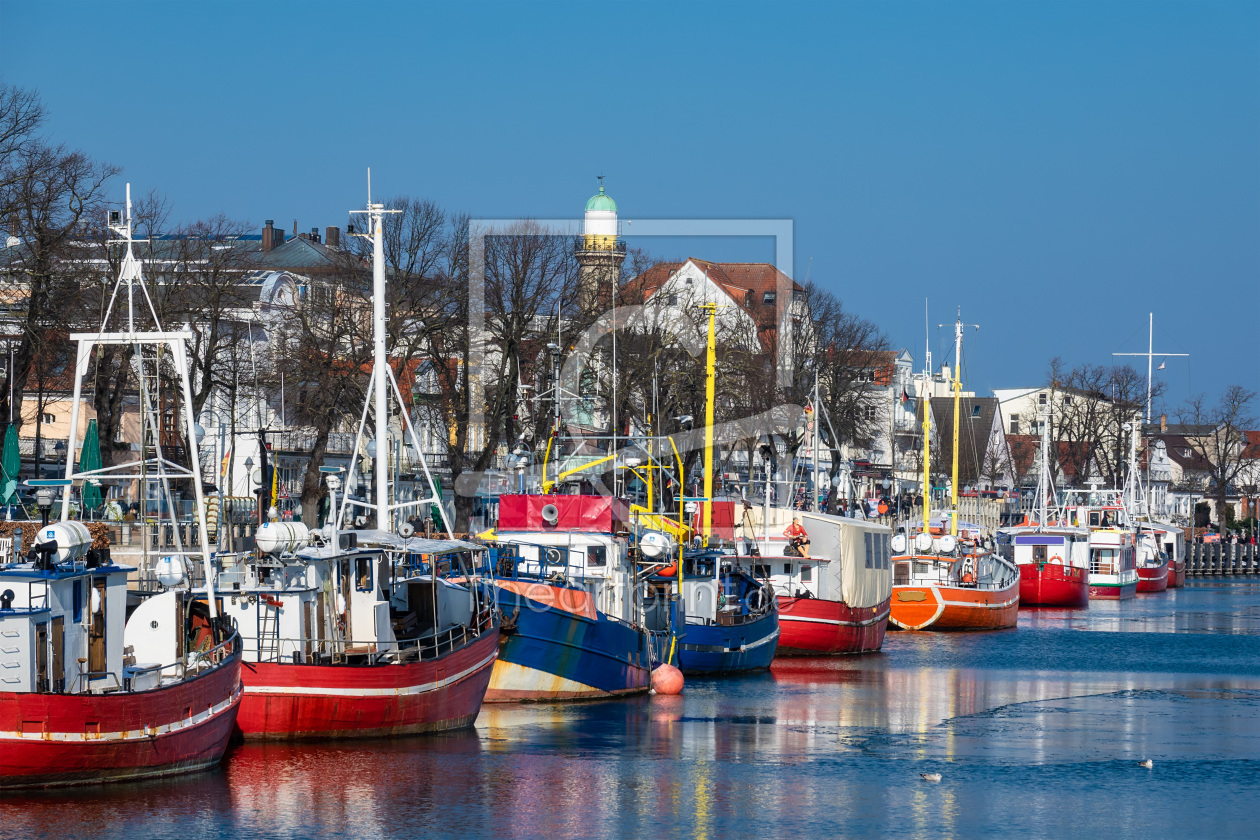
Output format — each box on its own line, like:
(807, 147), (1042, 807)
(0, 685), (242, 743)
(779, 607), (891, 628)
(243, 651), (498, 697)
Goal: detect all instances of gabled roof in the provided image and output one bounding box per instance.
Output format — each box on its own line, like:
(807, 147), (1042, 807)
(624, 258), (802, 331)
(1156, 434), (1215, 472)
(929, 396), (1002, 482)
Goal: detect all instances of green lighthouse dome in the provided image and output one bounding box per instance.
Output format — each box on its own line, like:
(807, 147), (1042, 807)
(585, 184), (617, 213)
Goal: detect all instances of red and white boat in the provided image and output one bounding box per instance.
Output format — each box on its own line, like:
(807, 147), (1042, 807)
(0, 528), (240, 788)
(734, 506), (891, 655)
(1008, 524), (1091, 607)
(219, 194), (498, 739)
(1061, 494), (1139, 600)
(1143, 523), (1185, 588)
(2, 185), (241, 788)
(1002, 403), (1091, 608)
(223, 527), (498, 739)
(1135, 528), (1170, 593)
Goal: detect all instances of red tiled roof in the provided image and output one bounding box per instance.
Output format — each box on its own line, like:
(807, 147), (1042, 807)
(1243, 430), (1260, 459)
(624, 259), (802, 331)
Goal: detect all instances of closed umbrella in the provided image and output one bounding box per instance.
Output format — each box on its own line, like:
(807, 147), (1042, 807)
(0, 424), (19, 508)
(78, 419), (103, 511)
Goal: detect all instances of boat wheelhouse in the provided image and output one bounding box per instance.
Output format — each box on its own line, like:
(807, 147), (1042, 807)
(1085, 528), (1138, 599)
(642, 547), (779, 675)
(1005, 526), (1091, 608)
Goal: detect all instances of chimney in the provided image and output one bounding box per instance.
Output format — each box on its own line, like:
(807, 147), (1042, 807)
(1160, 413), (1167, 433)
(262, 219), (275, 252)
(293, 219), (298, 236)
(325, 226), (340, 249)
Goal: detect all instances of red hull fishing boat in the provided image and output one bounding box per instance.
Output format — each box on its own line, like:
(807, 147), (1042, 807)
(0, 633), (241, 787)
(223, 192), (498, 740)
(1017, 560), (1089, 607)
(236, 629), (497, 738)
(1003, 404), (1091, 608)
(2, 185), (241, 788)
(734, 506), (891, 655)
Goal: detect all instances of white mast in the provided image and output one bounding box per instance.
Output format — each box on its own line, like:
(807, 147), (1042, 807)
(343, 172), (454, 535)
(812, 371), (820, 512)
(1112, 313), (1188, 425)
(59, 183), (216, 617)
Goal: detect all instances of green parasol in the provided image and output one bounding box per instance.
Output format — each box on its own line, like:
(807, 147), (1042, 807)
(0, 424), (18, 506)
(78, 419), (103, 511)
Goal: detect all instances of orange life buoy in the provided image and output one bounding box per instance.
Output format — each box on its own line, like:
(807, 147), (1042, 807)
(962, 572), (975, 584)
(1050, 555), (1063, 564)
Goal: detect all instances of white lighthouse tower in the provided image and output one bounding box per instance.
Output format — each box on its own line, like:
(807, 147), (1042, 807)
(576, 176), (625, 313)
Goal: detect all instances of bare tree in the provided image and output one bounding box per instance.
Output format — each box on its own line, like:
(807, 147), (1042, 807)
(1178, 385), (1257, 526)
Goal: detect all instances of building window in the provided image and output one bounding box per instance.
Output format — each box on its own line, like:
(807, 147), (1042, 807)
(762, 291), (776, 305)
(1064, 395), (1073, 405)
(41, 413), (54, 424)
(668, 294), (678, 306)
(972, 404), (981, 417)
(1038, 393), (1047, 405)
(1010, 415), (1020, 435)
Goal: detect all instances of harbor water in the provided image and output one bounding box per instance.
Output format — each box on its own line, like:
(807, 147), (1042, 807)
(5, 580), (1260, 839)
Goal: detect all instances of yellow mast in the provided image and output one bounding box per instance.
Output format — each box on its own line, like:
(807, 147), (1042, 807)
(701, 302), (717, 545)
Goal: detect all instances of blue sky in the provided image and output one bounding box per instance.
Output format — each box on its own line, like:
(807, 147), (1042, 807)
(2, 1), (1256, 414)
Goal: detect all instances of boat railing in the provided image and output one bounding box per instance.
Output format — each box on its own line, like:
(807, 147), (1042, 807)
(72, 630), (239, 694)
(256, 605), (497, 667)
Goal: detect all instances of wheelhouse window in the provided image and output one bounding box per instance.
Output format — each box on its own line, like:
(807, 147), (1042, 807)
(587, 545), (607, 567)
(1091, 548), (1116, 575)
(355, 556), (373, 591)
(1033, 545), (1047, 562)
(753, 564), (771, 579)
(801, 564), (812, 581)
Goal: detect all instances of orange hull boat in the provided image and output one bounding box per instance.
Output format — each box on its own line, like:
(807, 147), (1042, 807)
(890, 582), (1020, 631)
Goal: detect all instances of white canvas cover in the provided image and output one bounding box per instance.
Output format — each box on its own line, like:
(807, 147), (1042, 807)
(737, 506), (891, 608)
(801, 512), (892, 609)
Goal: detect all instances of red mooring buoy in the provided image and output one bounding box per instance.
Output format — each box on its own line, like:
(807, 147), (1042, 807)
(652, 663), (684, 695)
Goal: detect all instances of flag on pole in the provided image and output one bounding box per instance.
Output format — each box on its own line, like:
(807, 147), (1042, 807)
(220, 448), (231, 480)
(901, 388), (911, 403)
(1157, 361), (1166, 370)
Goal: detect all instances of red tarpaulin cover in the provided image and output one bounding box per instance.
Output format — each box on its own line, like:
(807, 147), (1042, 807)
(691, 500), (738, 540)
(497, 495), (628, 533)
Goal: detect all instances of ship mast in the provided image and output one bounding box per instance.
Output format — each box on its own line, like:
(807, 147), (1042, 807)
(945, 310), (979, 538)
(341, 172), (453, 535)
(701, 302), (717, 545)
(59, 183), (216, 616)
(921, 301), (931, 536)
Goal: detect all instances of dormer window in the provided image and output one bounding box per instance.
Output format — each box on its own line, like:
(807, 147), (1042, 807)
(972, 404), (981, 417)
(762, 291), (776, 305)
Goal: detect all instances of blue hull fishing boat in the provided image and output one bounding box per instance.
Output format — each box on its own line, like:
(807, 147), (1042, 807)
(486, 495), (651, 702)
(643, 550), (779, 676)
